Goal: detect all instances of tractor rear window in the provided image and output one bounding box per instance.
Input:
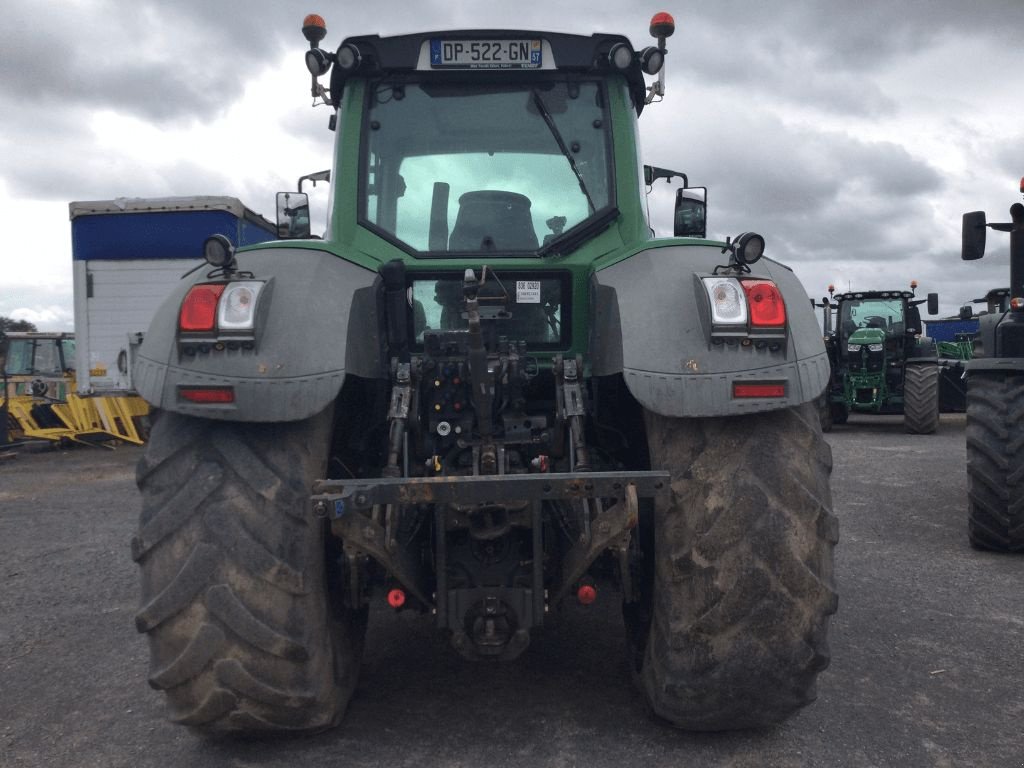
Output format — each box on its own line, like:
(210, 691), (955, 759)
(361, 79), (613, 255)
(410, 273), (568, 347)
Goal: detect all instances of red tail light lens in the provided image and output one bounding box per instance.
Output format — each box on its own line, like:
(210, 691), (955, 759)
(179, 284), (226, 331)
(742, 280), (786, 327)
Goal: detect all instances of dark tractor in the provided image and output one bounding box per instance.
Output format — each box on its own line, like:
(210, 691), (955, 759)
(130, 13), (838, 733)
(822, 283), (941, 433)
(960, 177), (1024, 551)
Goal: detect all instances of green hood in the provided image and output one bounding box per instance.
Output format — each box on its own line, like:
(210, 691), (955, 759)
(848, 327), (886, 345)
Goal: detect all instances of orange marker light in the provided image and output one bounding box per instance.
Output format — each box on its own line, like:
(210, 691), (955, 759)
(302, 14), (327, 46)
(387, 589), (406, 609)
(649, 12), (675, 38)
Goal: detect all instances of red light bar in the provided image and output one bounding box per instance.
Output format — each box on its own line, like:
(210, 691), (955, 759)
(733, 382), (786, 398)
(178, 386), (235, 404)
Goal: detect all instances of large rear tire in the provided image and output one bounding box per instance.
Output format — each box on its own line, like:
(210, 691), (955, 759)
(132, 408), (365, 733)
(636, 402), (838, 730)
(966, 372), (1024, 552)
(903, 362), (940, 434)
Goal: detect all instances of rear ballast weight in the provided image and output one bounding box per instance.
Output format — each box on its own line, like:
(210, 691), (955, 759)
(131, 11), (837, 735)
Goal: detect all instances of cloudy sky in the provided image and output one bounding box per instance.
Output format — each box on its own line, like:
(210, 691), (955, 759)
(2, 0), (1022, 330)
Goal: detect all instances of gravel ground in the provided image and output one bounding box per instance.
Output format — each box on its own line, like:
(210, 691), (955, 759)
(1, 413), (1022, 767)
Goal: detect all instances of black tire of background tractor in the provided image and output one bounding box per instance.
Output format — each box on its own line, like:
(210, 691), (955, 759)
(903, 362), (940, 434)
(637, 402), (838, 730)
(965, 372), (1024, 552)
(829, 402), (848, 425)
(132, 408), (366, 733)
(817, 393), (833, 433)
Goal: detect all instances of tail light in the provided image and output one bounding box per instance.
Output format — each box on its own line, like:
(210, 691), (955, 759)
(742, 280), (786, 327)
(700, 276), (786, 337)
(179, 280), (266, 335)
(179, 284), (225, 331)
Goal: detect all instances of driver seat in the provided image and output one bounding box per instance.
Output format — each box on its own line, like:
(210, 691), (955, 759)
(449, 191), (538, 252)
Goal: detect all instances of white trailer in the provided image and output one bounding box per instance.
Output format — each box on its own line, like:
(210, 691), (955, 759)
(69, 196), (277, 395)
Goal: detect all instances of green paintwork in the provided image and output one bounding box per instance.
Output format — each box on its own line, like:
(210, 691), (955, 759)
(246, 73), (727, 363)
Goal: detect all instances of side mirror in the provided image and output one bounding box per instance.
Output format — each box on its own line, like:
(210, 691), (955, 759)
(962, 211), (987, 260)
(959, 305), (973, 320)
(674, 187), (707, 238)
(927, 293), (939, 315)
(277, 191), (311, 239)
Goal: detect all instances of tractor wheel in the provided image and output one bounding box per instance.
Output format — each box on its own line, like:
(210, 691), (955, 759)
(903, 362), (940, 434)
(635, 402), (838, 730)
(132, 407), (366, 733)
(966, 372), (1024, 551)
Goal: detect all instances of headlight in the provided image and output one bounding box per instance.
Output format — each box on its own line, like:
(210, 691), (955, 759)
(847, 344), (861, 352)
(867, 343), (884, 352)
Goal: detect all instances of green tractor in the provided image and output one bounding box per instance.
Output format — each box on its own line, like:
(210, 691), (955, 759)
(822, 283), (940, 432)
(961, 177), (1024, 551)
(130, 13), (837, 733)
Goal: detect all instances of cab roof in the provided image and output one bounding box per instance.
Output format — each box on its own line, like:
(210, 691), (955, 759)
(329, 30), (649, 114)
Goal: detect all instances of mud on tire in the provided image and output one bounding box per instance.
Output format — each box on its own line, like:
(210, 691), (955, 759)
(966, 372), (1024, 552)
(636, 402), (838, 730)
(132, 408), (365, 732)
(903, 362), (940, 434)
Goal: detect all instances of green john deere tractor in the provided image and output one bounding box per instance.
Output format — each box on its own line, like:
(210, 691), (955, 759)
(822, 283), (940, 433)
(129, 13), (837, 733)
(961, 177), (1024, 551)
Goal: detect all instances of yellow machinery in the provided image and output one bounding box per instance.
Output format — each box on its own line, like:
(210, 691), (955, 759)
(1, 332), (149, 447)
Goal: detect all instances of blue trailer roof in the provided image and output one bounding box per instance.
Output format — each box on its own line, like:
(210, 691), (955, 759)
(69, 197), (277, 261)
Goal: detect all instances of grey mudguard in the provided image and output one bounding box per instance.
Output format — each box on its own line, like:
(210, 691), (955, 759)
(593, 243), (829, 417)
(134, 247), (381, 422)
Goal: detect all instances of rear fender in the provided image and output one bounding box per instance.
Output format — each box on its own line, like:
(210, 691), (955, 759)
(592, 243), (828, 417)
(133, 247), (382, 421)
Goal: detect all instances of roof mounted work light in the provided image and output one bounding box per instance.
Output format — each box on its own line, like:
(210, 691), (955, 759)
(608, 42), (633, 70)
(336, 43), (362, 71)
(639, 46), (664, 75)
(305, 48), (331, 76)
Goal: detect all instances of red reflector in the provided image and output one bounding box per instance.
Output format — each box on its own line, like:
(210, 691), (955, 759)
(733, 382), (786, 398)
(387, 589), (406, 609)
(179, 284), (225, 331)
(577, 584), (597, 605)
(179, 386), (235, 404)
(741, 280), (786, 326)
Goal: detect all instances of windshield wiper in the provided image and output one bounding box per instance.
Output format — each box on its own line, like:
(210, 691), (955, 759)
(531, 90), (596, 214)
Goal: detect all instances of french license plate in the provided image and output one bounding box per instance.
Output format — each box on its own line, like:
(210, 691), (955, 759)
(430, 39), (541, 69)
